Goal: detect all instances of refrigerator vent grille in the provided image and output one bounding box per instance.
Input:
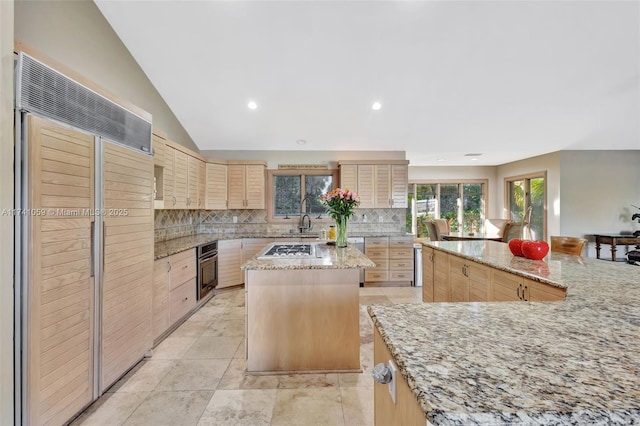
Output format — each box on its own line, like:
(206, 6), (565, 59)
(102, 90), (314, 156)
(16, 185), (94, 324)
(15, 52), (152, 154)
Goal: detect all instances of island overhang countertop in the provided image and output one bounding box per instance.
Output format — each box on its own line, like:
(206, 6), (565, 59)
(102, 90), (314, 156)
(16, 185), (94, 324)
(369, 240), (640, 424)
(241, 243), (376, 270)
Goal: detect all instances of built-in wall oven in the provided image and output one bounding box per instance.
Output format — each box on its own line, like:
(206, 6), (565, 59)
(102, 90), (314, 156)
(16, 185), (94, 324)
(198, 241), (218, 300)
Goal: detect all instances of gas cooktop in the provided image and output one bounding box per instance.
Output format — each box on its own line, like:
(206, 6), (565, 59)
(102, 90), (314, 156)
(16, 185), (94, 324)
(257, 243), (317, 259)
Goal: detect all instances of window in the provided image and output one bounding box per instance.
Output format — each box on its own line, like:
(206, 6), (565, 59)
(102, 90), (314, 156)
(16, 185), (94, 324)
(505, 172), (546, 240)
(408, 181), (487, 237)
(268, 169), (338, 222)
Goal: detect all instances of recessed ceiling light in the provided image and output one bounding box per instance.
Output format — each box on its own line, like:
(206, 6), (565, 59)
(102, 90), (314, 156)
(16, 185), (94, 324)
(247, 100), (258, 110)
(471, 158), (478, 161)
(296, 139), (307, 145)
(464, 153), (483, 157)
(437, 158), (446, 162)
(371, 102), (382, 111)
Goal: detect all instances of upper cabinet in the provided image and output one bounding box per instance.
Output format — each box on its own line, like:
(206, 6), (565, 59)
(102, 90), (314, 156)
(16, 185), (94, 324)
(205, 162), (228, 210)
(339, 161), (409, 209)
(227, 162), (267, 209)
(187, 155), (205, 208)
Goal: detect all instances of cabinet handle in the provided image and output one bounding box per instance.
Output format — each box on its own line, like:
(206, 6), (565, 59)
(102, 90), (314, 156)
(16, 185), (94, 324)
(429, 253), (434, 262)
(167, 261), (171, 273)
(523, 285), (528, 301)
(516, 284), (521, 300)
(172, 196), (176, 206)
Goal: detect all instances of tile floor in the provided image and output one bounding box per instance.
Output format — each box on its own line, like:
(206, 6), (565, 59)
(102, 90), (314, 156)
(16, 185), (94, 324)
(72, 285), (422, 426)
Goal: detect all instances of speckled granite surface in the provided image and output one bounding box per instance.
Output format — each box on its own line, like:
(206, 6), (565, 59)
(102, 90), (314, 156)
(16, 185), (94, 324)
(154, 232), (412, 260)
(241, 243), (376, 270)
(369, 240), (640, 424)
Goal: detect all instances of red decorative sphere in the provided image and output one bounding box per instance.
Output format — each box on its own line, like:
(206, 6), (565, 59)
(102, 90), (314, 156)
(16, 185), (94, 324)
(521, 240), (550, 260)
(508, 238), (524, 256)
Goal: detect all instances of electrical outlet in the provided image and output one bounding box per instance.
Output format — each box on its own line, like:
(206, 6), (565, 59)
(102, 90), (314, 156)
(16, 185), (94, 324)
(378, 215), (384, 223)
(232, 216), (238, 223)
(363, 214), (368, 223)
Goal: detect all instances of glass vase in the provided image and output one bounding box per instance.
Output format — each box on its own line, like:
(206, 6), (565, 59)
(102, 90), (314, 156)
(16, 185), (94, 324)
(335, 216), (348, 247)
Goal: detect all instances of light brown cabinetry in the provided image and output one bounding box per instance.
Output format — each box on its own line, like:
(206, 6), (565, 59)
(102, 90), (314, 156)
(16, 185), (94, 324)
(173, 149), (189, 209)
(365, 237), (389, 282)
(153, 133), (165, 166)
(357, 165), (375, 208)
(339, 161), (409, 209)
(422, 247), (435, 302)
(388, 236), (414, 282)
(227, 162), (266, 209)
(449, 256), (489, 302)
(152, 249), (197, 342)
(218, 239), (244, 288)
(162, 143), (205, 210)
(187, 155), (205, 208)
(374, 329), (427, 426)
(491, 269), (523, 302)
(242, 238), (274, 263)
(205, 162), (228, 210)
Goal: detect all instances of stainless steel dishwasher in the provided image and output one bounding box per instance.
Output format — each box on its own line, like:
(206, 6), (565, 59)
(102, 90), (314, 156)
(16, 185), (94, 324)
(413, 243), (422, 287)
(347, 237), (365, 286)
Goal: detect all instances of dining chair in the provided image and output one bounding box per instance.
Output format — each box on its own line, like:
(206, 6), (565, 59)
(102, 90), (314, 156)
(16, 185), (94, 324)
(550, 236), (587, 256)
(484, 219), (513, 242)
(432, 219), (450, 236)
(425, 220), (442, 241)
(505, 223), (523, 242)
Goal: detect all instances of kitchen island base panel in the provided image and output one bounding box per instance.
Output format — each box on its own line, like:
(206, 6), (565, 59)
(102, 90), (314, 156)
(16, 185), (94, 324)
(246, 269), (360, 373)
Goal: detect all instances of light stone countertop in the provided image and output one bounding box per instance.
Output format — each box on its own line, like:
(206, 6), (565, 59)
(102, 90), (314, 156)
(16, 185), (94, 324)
(241, 243), (376, 270)
(369, 240), (640, 424)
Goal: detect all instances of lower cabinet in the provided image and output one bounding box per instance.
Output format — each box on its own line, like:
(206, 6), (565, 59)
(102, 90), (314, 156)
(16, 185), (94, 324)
(365, 237), (389, 283)
(449, 256), (490, 302)
(389, 236), (414, 283)
(152, 249), (197, 342)
(242, 238), (274, 263)
(218, 239), (244, 289)
(374, 328), (427, 426)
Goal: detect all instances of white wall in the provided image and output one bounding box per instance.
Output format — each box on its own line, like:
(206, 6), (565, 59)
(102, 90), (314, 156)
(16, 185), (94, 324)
(408, 166), (500, 217)
(1, 0), (14, 423)
(14, 0), (198, 151)
(202, 150), (406, 170)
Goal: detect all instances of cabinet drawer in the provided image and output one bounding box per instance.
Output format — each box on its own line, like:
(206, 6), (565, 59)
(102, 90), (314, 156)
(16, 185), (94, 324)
(170, 254), (196, 290)
(171, 248), (196, 264)
(365, 270), (389, 282)
(365, 237), (388, 248)
(389, 258), (413, 270)
(365, 248), (388, 259)
(169, 278), (196, 324)
(388, 236), (413, 247)
(390, 271), (414, 281)
(368, 258), (388, 270)
(389, 247), (413, 258)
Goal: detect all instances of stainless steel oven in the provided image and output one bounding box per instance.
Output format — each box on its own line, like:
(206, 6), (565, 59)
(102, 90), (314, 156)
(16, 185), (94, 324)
(197, 241), (218, 300)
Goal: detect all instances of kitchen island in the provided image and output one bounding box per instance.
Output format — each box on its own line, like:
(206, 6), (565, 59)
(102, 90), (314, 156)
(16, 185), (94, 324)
(242, 243), (375, 374)
(370, 240), (640, 424)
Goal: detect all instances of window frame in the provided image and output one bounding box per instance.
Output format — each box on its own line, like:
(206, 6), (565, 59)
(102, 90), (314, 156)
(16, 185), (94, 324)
(504, 171), (547, 241)
(266, 169), (339, 224)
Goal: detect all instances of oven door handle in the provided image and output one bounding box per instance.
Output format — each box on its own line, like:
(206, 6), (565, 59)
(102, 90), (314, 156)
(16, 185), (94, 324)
(200, 253), (218, 262)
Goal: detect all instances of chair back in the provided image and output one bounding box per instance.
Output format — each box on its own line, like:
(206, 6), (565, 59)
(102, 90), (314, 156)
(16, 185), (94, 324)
(484, 219), (513, 242)
(505, 223), (523, 242)
(550, 236), (587, 256)
(425, 220), (442, 241)
(432, 219), (450, 236)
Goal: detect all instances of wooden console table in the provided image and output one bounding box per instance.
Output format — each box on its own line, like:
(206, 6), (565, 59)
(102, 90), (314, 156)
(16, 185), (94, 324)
(593, 234), (640, 261)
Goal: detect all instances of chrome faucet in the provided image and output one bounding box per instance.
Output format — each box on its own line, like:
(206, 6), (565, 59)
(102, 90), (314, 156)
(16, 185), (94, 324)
(298, 196), (314, 233)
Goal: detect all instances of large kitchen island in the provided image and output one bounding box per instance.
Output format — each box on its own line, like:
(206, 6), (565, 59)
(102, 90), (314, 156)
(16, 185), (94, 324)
(242, 242), (375, 374)
(370, 240), (640, 425)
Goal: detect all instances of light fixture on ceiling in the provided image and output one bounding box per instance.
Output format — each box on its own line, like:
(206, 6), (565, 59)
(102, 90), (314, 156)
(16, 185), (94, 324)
(296, 139), (307, 145)
(465, 153), (482, 161)
(371, 101), (382, 111)
(437, 158), (446, 162)
(247, 100), (258, 110)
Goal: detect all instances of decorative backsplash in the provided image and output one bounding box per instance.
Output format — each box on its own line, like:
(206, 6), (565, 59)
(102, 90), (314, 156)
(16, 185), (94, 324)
(155, 208), (407, 242)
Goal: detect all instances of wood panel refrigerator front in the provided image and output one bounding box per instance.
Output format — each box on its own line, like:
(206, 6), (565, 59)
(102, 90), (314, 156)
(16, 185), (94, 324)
(25, 116), (153, 425)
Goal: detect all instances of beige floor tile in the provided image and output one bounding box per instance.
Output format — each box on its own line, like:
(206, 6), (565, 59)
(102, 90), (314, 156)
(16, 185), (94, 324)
(359, 342), (374, 372)
(380, 286), (421, 298)
(183, 335), (243, 359)
(197, 389), (277, 426)
(70, 391), (149, 426)
(387, 296), (422, 304)
(152, 336), (198, 360)
(217, 359), (280, 390)
(201, 318), (245, 337)
(277, 373), (339, 389)
(220, 306), (245, 320)
(340, 386), (374, 426)
(171, 320), (213, 338)
(124, 390), (213, 426)
(189, 306), (226, 322)
(233, 339), (246, 359)
(271, 388), (345, 426)
(359, 295), (392, 305)
(358, 287), (385, 296)
(112, 360), (177, 393)
(155, 359), (232, 391)
(338, 369), (374, 388)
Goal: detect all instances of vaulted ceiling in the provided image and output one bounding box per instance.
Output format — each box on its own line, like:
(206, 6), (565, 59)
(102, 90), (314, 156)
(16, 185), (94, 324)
(95, 0), (639, 166)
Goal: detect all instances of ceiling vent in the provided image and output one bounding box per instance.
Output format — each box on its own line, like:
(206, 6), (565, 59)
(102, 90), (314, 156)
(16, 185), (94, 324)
(15, 52), (152, 154)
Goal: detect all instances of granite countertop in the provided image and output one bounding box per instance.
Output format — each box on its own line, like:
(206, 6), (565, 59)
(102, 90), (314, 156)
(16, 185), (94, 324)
(154, 232), (414, 260)
(370, 240), (640, 424)
(241, 243), (376, 271)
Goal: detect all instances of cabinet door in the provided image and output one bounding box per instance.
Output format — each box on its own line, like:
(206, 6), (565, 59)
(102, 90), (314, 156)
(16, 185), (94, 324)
(206, 163), (228, 210)
(152, 258), (170, 340)
(245, 164), (265, 209)
(26, 116), (95, 425)
(449, 256), (468, 302)
(187, 155), (199, 208)
(340, 164), (358, 192)
(433, 250), (450, 302)
(218, 239), (244, 288)
(197, 159), (206, 208)
(357, 165), (375, 209)
(390, 164), (408, 208)
(468, 261), (490, 302)
(163, 146), (175, 208)
(227, 165), (246, 209)
(524, 278), (566, 301)
(169, 248), (197, 290)
(152, 134), (165, 166)
(173, 149), (189, 209)
(491, 269), (523, 301)
(374, 164), (391, 208)
(422, 248), (434, 302)
(101, 141), (154, 392)
(169, 278), (197, 324)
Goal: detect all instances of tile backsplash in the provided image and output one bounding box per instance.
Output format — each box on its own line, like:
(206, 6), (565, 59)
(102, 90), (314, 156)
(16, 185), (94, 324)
(155, 208), (407, 242)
